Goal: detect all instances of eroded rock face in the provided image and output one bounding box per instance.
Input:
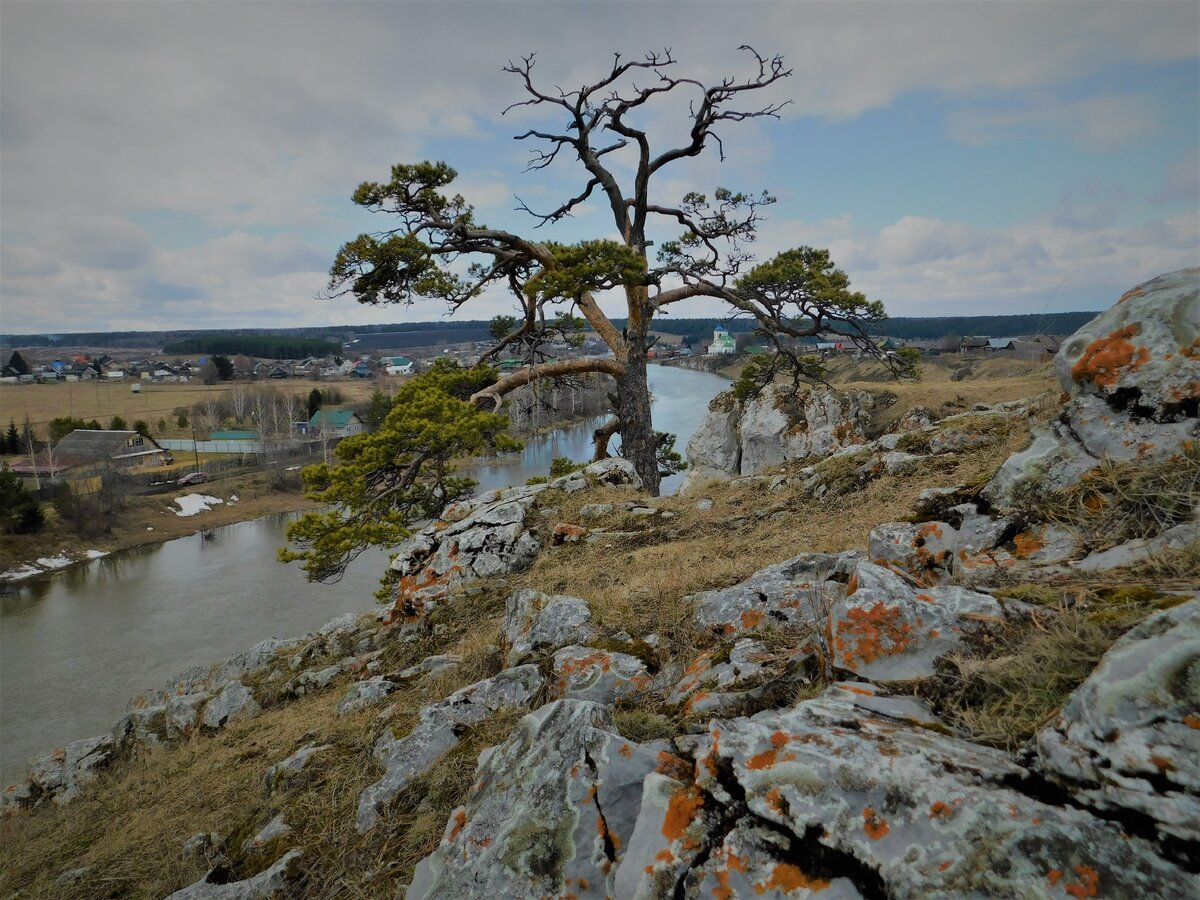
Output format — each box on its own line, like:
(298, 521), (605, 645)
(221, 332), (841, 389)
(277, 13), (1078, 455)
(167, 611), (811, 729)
(407, 700), (680, 899)
(201, 681), (261, 730)
(1036, 598), (1200, 845)
(681, 398), (742, 488)
(988, 268), (1199, 507)
(552, 645), (653, 705)
(165, 848), (304, 899)
(356, 665), (542, 833)
(503, 588), (595, 666)
(613, 690), (1194, 898)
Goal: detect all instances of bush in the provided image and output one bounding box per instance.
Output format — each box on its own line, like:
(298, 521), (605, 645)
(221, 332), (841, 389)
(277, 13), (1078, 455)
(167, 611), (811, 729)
(109, 416), (128, 431)
(549, 456), (585, 477)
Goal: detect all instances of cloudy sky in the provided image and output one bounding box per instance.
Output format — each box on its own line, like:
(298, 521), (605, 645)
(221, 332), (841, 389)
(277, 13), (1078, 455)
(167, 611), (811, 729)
(2, 1), (1197, 334)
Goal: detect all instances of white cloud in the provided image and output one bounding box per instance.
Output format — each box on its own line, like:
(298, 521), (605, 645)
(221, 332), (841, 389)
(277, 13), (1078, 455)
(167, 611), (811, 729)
(946, 93), (1161, 148)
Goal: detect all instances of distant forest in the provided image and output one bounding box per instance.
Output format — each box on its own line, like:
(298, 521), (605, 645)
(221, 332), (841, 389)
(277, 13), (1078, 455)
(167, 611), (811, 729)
(2, 311), (1099, 352)
(161, 335), (340, 358)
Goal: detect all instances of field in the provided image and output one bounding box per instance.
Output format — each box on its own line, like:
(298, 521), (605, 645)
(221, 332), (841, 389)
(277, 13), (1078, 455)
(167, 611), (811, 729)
(0, 377), (383, 439)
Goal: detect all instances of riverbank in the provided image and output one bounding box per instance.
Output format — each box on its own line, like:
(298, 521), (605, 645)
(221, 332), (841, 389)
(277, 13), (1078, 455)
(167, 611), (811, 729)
(0, 471), (320, 582)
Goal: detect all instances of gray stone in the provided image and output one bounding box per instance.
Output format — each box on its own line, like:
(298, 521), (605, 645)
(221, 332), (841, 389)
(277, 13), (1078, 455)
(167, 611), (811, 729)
(182, 832), (223, 860)
(132, 636), (299, 710)
(242, 814), (292, 854)
(54, 867), (90, 888)
(503, 588), (595, 665)
(165, 692), (211, 739)
(696, 498), (714, 511)
(264, 743), (333, 796)
(357, 665), (543, 832)
(396, 654), (461, 682)
(407, 700), (669, 899)
(200, 681), (260, 730)
(681, 398), (742, 489)
(27, 733), (115, 806)
(881, 450), (925, 475)
(582, 457), (643, 488)
(334, 677), (395, 716)
(551, 645), (653, 704)
(286, 664), (341, 697)
(165, 849), (303, 899)
(1036, 598), (1200, 842)
(1070, 520), (1198, 572)
(579, 503), (614, 518)
(867, 521), (958, 581)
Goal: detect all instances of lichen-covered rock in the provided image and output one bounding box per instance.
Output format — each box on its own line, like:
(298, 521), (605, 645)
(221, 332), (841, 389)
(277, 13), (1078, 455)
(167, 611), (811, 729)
(131, 636), (300, 711)
(386, 496), (541, 623)
(868, 521), (959, 582)
(551, 645), (653, 705)
(357, 665), (542, 832)
(336, 675), (397, 716)
(988, 268), (1199, 507)
(689, 551), (863, 637)
(830, 562), (1004, 683)
(503, 588), (595, 665)
(24, 733), (115, 806)
(396, 654), (460, 682)
(264, 743), (333, 796)
(407, 700), (679, 899)
(242, 813), (292, 854)
(613, 690), (1195, 898)
(165, 848), (303, 899)
(285, 664), (341, 698)
(201, 681), (261, 730)
(1036, 598), (1200, 843)
(680, 398), (742, 491)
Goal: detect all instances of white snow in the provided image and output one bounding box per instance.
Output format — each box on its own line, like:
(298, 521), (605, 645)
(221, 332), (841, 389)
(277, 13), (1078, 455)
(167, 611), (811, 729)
(1, 564), (44, 582)
(84, 549), (109, 559)
(285, 465), (301, 471)
(172, 494), (225, 517)
(36, 555), (72, 569)
(228, 494), (239, 502)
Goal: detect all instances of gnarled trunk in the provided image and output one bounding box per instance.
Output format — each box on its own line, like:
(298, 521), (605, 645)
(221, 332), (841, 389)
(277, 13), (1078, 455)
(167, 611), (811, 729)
(616, 340), (660, 496)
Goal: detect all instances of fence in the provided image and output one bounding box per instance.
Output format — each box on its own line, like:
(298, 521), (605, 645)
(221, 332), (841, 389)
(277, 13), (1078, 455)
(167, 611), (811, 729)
(159, 438), (264, 454)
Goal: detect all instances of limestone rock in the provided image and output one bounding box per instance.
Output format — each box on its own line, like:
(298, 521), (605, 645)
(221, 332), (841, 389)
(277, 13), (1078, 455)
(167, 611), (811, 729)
(285, 664), (341, 698)
(503, 588), (595, 665)
(264, 743), (333, 796)
(357, 665), (542, 832)
(551, 645), (653, 705)
(396, 654), (460, 682)
(1036, 598), (1200, 843)
(336, 676), (398, 716)
(201, 681), (261, 730)
(242, 814), (292, 854)
(681, 398), (742, 490)
(165, 848), (303, 899)
(26, 733), (115, 806)
(407, 700), (675, 899)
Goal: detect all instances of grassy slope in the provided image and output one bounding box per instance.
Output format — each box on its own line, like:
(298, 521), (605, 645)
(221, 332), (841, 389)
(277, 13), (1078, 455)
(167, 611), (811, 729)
(3, 362), (1196, 898)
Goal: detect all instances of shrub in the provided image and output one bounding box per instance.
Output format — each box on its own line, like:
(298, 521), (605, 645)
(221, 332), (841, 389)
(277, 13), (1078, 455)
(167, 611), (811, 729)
(0, 466), (44, 534)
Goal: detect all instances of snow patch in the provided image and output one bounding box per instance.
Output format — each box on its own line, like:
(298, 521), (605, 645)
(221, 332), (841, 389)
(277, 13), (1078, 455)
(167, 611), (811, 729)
(84, 549), (109, 560)
(172, 494), (224, 517)
(36, 555), (72, 569)
(228, 494), (239, 502)
(1, 564), (44, 582)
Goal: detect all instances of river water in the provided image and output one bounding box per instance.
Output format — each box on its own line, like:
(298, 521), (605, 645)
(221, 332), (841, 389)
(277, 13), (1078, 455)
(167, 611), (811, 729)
(0, 365), (728, 784)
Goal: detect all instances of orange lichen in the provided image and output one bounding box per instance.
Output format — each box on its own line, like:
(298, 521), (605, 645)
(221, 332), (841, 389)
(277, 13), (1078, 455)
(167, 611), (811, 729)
(843, 685), (875, 696)
(1070, 324), (1150, 388)
(759, 862), (831, 893)
(915, 593), (935, 604)
(746, 732), (790, 771)
(1048, 869), (1064, 886)
(1117, 285), (1145, 303)
(619, 743), (634, 758)
(764, 787), (787, 816)
(448, 809), (468, 841)
(846, 573), (860, 596)
(656, 751), (693, 781)
(1012, 531), (1046, 558)
(938, 861), (953, 872)
(1064, 864), (1100, 898)
(1184, 714), (1200, 729)
(1150, 754), (1176, 773)
(663, 785), (705, 841)
(835, 602), (914, 666)
(740, 609), (766, 630)
(862, 807), (890, 840)
(928, 801), (954, 820)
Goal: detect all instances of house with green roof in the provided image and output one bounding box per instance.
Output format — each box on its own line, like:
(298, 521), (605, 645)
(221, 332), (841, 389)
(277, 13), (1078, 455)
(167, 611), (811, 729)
(308, 409), (366, 438)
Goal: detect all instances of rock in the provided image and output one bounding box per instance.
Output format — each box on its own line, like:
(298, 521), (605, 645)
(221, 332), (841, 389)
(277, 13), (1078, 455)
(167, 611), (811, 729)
(264, 743), (333, 796)
(182, 832), (224, 860)
(54, 866), (90, 888)
(988, 268), (1199, 507)
(830, 561), (1005, 683)
(396, 655), (460, 682)
(696, 499), (714, 511)
(612, 689), (1194, 898)
(27, 733), (114, 806)
(357, 665), (542, 832)
(690, 551), (863, 637)
(134, 637), (300, 710)
(165, 849), (303, 899)
(285, 664), (341, 698)
(579, 503), (614, 518)
(242, 814), (292, 854)
(1036, 598), (1200, 844)
(1069, 521), (1198, 572)
(503, 588), (595, 665)
(407, 700), (674, 899)
(825, 680), (943, 728)
(581, 457), (643, 488)
(552, 522), (588, 544)
(166, 692), (211, 739)
(867, 521), (958, 582)
(386, 493), (542, 623)
(335, 676), (398, 716)
(668, 639), (800, 718)
(929, 428), (991, 454)
(551, 645), (653, 704)
(881, 450), (925, 475)
(680, 398), (743, 490)
(201, 682), (261, 730)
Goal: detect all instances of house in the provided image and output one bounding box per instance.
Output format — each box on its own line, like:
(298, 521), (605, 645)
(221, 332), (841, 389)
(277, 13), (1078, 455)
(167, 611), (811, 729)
(307, 409), (366, 438)
(709, 325), (737, 355)
(384, 356), (415, 376)
(959, 336), (991, 353)
(986, 338), (1017, 351)
(53, 430), (168, 469)
(349, 360), (374, 378)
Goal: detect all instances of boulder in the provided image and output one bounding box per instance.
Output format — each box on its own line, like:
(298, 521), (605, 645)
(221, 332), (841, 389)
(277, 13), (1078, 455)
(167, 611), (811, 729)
(26, 733), (114, 806)
(336, 676), (398, 716)
(987, 268), (1199, 507)
(165, 848), (303, 899)
(680, 397), (742, 490)
(407, 700), (678, 899)
(395, 654), (460, 682)
(242, 814), (292, 854)
(613, 689), (1194, 898)
(200, 681), (261, 730)
(551, 645), (653, 705)
(503, 588), (595, 665)
(1036, 598), (1200, 844)
(357, 665), (542, 833)
(264, 743), (333, 796)
(285, 664), (342, 698)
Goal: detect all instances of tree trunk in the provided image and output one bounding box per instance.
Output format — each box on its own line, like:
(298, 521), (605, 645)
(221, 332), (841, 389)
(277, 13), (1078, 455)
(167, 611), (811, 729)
(616, 346), (660, 495)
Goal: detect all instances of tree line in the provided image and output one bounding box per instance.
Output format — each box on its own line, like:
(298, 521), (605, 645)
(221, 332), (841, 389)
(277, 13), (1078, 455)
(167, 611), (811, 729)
(162, 335), (340, 359)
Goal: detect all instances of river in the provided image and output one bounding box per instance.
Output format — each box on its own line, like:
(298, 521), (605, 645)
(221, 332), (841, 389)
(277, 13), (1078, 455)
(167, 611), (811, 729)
(0, 365), (728, 784)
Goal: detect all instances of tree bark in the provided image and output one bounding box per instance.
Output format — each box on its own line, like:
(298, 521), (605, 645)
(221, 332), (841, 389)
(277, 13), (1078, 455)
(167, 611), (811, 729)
(615, 290), (660, 494)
